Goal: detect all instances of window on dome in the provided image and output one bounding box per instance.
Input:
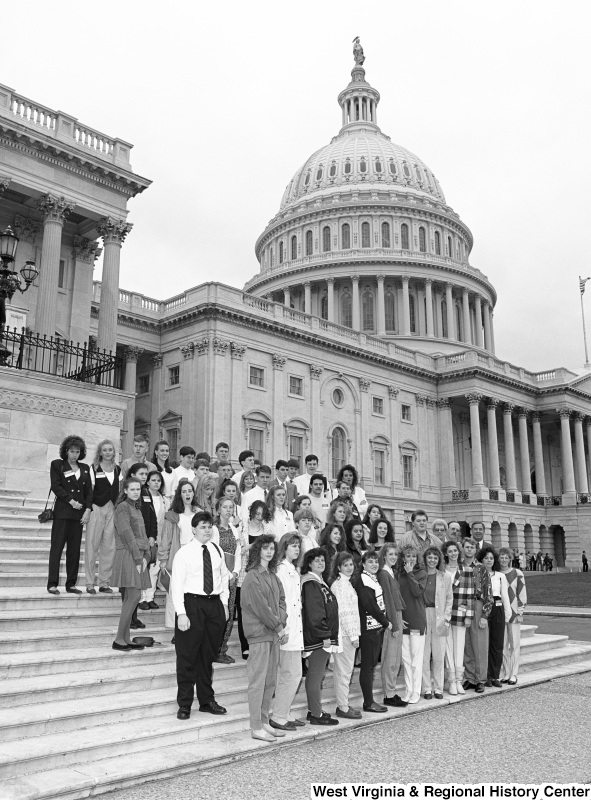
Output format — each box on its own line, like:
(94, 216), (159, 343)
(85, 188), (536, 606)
(389, 160), (397, 176)
(279, 241), (284, 264)
(344, 159), (352, 175)
(441, 300), (448, 338)
(434, 231), (441, 256)
(359, 158), (367, 174)
(447, 236), (453, 257)
(320, 295), (328, 320)
(385, 291), (396, 332)
(415, 165), (423, 182)
(322, 226), (331, 253)
(419, 227), (426, 253)
(305, 230), (313, 256)
(304, 171), (310, 186)
(270, 249), (274, 267)
(375, 159), (382, 173)
(291, 235), (297, 261)
(401, 223), (410, 250)
(341, 292), (352, 328)
(361, 221), (370, 248)
(362, 290), (374, 331)
(403, 163), (411, 178)
(342, 223), (351, 249)
(330, 162), (337, 178)
(316, 166), (323, 181)
(381, 222), (391, 248)
(409, 295), (416, 333)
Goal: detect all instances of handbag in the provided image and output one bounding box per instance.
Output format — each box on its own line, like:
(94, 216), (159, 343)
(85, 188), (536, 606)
(38, 490), (55, 524)
(158, 565), (171, 593)
(148, 543), (158, 566)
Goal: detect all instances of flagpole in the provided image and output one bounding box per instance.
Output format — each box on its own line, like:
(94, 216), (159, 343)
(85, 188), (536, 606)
(580, 276), (590, 367)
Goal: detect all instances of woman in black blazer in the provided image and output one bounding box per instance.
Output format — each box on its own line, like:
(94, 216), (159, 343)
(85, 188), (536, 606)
(47, 435), (93, 595)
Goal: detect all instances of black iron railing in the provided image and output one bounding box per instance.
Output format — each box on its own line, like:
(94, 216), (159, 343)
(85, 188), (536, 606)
(0, 327), (123, 389)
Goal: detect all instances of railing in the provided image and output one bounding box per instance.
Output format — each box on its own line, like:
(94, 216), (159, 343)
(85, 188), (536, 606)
(537, 496), (546, 506)
(452, 490), (469, 501)
(536, 371), (556, 382)
(164, 295), (186, 312)
(489, 489), (499, 501)
(506, 492), (515, 503)
(546, 496), (562, 506)
(577, 493), (590, 505)
(446, 353), (466, 365)
(0, 327), (123, 389)
(522, 493), (531, 505)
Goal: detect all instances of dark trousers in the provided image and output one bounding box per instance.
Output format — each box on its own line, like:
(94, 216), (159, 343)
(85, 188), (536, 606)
(47, 518), (82, 590)
(234, 587), (249, 654)
(175, 593), (225, 709)
(583, 562), (588, 573)
(359, 629), (383, 705)
(487, 601), (506, 680)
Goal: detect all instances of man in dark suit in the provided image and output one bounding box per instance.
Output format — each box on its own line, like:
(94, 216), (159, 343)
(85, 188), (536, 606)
(469, 521), (493, 553)
(271, 459), (298, 510)
(47, 435), (93, 595)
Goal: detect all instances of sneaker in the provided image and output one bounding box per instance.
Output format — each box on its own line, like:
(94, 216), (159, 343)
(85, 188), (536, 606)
(336, 706), (362, 719)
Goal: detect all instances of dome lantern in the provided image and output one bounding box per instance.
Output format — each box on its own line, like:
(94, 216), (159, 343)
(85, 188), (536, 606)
(338, 39), (381, 132)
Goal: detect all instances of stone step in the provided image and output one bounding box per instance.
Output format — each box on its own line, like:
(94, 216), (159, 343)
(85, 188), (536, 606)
(0, 536), (67, 551)
(0, 606), (165, 632)
(516, 639), (591, 672)
(0, 624), (175, 654)
(0, 588), (165, 611)
(0, 514), (48, 528)
(0, 573), (91, 587)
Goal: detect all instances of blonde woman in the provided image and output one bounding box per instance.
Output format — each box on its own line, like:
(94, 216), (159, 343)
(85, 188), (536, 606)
(498, 547), (527, 685)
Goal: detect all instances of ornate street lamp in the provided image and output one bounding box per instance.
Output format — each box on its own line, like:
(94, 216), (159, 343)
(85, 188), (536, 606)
(0, 226), (39, 328)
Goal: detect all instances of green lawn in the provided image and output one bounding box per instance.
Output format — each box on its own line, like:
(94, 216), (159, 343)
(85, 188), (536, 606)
(524, 572), (591, 607)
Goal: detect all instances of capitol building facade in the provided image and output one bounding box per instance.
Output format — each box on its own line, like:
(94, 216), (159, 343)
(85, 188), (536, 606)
(1, 54), (590, 568)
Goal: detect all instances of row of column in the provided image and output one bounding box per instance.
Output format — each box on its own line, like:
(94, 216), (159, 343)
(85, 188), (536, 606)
(459, 395), (587, 500)
(33, 194), (131, 354)
(281, 275), (495, 351)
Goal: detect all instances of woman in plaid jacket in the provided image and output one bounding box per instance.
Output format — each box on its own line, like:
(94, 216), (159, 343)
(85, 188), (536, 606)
(442, 539), (475, 696)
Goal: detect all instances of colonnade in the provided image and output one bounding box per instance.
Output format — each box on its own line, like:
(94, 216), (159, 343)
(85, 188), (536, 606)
(278, 275), (495, 351)
(33, 194), (130, 354)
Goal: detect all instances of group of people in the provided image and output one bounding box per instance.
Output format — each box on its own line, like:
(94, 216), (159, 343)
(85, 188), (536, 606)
(45, 434), (529, 739)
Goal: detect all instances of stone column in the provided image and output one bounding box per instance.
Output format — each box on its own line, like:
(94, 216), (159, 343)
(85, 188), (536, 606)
(149, 354), (163, 445)
(425, 278), (434, 338)
(586, 420), (591, 492)
(70, 236), (101, 345)
(438, 398), (456, 500)
(123, 346), (143, 456)
(352, 275), (360, 330)
(388, 386), (401, 489)
(97, 217), (132, 354)
(445, 283), (455, 340)
(483, 301), (492, 352)
(531, 412), (547, 496)
(486, 398), (505, 499)
(283, 287), (291, 307)
(376, 275), (386, 336)
(35, 195), (74, 338)
(230, 343), (246, 458)
(517, 409), (533, 496)
(462, 288), (471, 344)
(557, 408), (576, 501)
(488, 305), (496, 354)
(466, 393), (487, 498)
(327, 278), (335, 322)
(310, 365), (323, 456)
(573, 413), (589, 494)
(402, 277), (411, 335)
(304, 281), (311, 315)
(503, 403), (521, 501)
(474, 295), (483, 348)
(272, 354), (286, 458)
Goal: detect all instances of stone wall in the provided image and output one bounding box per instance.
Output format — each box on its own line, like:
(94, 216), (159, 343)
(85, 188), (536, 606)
(0, 368), (132, 496)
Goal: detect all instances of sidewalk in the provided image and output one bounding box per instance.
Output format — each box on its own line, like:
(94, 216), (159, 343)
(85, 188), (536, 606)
(524, 605), (591, 618)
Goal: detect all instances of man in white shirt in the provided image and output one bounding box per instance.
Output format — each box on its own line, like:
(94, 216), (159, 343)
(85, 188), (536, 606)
(171, 447), (197, 495)
(120, 435), (156, 481)
(308, 474), (331, 527)
(172, 511), (230, 719)
(271, 459), (298, 509)
(241, 465), (272, 523)
(232, 449), (256, 489)
(293, 454), (323, 496)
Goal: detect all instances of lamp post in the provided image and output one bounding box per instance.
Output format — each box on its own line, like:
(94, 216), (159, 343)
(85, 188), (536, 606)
(0, 226), (39, 364)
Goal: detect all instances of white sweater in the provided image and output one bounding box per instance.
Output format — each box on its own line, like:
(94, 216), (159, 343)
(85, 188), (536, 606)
(330, 574), (361, 650)
(276, 560), (304, 651)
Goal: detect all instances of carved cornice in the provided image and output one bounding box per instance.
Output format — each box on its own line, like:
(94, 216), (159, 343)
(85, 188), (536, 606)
(425, 397), (436, 408)
(438, 398), (453, 409)
(465, 392), (482, 405)
(486, 397), (501, 410)
(180, 343), (195, 360)
(0, 176), (10, 194)
(213, 338), (229, 356)
(388, 385), (399, 398)
(150, 354), (163, 368)
(573, 412), (587, 423)
(359, 378), (371, 392)
(502, 402), (516, 414)
(97, 217), (132, 245)
(13, 215), (40, 244)
(531, 412), (542, 424)
(230, 342), (246, 360)
(38, 194), (74, 224)
(194, 337), (210, 355)
(556, 407), (571, 420)
(272, 353), (286, 370)
(72, 235), (102, 264)
(124, 345), (143, 363)
(0, 388), (123, 425)
(310, 364), (323, 379)
(518, 408), (532, 419)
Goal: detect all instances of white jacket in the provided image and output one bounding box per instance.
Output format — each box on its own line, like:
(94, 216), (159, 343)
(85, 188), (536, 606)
(276, 559), (304, 651)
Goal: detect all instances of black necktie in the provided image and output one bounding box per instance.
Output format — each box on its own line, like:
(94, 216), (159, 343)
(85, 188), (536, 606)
(202, 544), (213, 595)
(264, 489), (268, 501)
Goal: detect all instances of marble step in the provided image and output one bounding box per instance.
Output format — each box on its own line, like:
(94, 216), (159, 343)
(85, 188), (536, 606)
(0, 606), (165, 632)
(0, 514), (49, 528)
(1, 573), (97, 587)
(0, 588), (165, 611)
(0, 536), (71, 552)
(0, 624), (175, 654)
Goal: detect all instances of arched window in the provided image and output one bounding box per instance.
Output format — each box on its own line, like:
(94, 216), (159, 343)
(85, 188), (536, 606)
(291, 235), (297, 260)
(320, 295), (328, 320)
(389, 160), (397, 177)
(304, 171), (311, 187)
(279, 241), (284, 264)
(434, 231), (441, 255)
(361, 221), (370, 248)
(403, 163), (411, 178)
(322, 226), (331, 253)
(329, 162), (337, 178)
(381, 221), (391, 248)
(342, 223), (351, 249)
(401, 223), (409, 250)
(409, 295), (416, 333)
(344, 159), (352, 175)
(305, 230), (313, 256)
(441, 300), (448, 337)
(419, 227), (426, 253)
(359, 157), (367, 174)
(385, 291), (396, 332)
(341, 292), (352, 328)
(331, 427), (347, 479)
(375, 159), (382, 173)
(447, 236), (453, 257)
(362, 290), (374, 331)
(316, 166), (323, 181)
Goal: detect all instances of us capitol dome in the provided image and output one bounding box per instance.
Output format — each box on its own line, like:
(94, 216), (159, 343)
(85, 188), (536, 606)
(245, 45), (497, 356)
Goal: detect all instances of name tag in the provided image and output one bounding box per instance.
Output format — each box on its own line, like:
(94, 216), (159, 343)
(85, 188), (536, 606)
(96, 474), (107, 479)
(495, 600), (503, 607)
(410, 630), (421, 636)
(64, 470), (75, 478)
(143, 496), (151, 502)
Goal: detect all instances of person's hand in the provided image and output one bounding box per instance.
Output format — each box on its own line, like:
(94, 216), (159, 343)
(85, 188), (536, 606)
(404, 562), (414, 573)
(392, 628), (400, 638)
(178, 614), (190, 632)
(350, 638), (359, 648)
(229, 572), (238, 587)
(323, 638), (332, 648)
(280, 632), (289, 646)
(70, 500), (83, 510)
(223, 604), (229, 621)
(81, 509), (91, 525)
(402, 618), (409, 630)
(148, 537), (155, 547)
(479, 617), (488, 629)
(465, 619), (472, 628)
(136, 563), (142, 574)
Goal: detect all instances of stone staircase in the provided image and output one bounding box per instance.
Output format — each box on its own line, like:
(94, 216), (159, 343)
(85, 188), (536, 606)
(1, 487), (591, 800)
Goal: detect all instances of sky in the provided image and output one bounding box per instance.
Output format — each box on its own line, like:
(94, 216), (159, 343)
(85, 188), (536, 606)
(2, 0), (591, 371)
